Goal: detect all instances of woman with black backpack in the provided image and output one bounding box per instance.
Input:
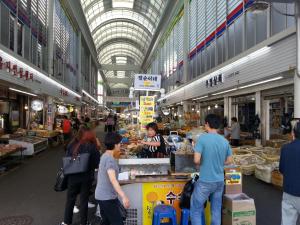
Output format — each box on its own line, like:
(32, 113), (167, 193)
(61, 126), (100, 225)
(139, 122), (166, 158)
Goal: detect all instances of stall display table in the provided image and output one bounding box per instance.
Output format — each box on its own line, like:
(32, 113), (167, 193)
(9, 136), (48, 155)
(0, 146), (26, 172)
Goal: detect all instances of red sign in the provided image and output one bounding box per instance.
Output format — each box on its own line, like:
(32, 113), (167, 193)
(60, 88), (68, 96)
(0, 57), (33, 81)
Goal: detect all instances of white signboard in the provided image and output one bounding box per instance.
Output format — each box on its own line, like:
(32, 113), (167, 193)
(134, 74), (161, 91)
(31, 100), (43, 111)
(57, 105), (69, 114)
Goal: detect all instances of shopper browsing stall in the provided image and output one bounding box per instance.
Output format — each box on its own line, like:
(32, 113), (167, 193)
(95, 132), (130, 225)
(280, 122), (300, 225)
(226, 117), (241, 146)
(191, 114), (233, 225)
(62, 116), (72, 142)
(139, 122), (165, 158)
(62, 127), (100, 225)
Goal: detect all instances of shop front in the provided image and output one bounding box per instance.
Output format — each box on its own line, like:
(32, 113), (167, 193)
(0, 45), (81, 159)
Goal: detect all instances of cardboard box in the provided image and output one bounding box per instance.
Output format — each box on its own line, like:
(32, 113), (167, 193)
(222, 193), (256, 225)
(225, 167), (243, 195)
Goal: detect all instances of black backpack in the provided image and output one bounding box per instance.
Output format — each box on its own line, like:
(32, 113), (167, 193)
(157, 134), (166, 155)
(179, 175), (199, 209)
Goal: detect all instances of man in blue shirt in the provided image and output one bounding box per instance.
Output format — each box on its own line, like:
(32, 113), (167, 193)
(191, 114), (233, 225)
(280, 121), (300, 225)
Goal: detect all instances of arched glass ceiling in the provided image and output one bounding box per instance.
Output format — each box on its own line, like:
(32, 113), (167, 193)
(111, 83), (129, 89)
(80, 0), (167, 84)
(93, 21), (152, 51)
(89, 9), (155, 34)
(98, 43), (144, 63)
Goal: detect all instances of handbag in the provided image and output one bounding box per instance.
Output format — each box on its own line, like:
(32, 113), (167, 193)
(63, 143), (90, 175)
(54, 168), (67, 192)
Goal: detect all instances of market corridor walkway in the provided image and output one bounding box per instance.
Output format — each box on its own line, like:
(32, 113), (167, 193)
(0, 125), (106, 225)
(0, 124), (298, 225)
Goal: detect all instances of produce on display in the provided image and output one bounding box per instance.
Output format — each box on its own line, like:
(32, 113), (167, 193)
(0, 144), (23, 157)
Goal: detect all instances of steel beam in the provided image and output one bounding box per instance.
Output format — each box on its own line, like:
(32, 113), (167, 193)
(99, 64), (141, 72)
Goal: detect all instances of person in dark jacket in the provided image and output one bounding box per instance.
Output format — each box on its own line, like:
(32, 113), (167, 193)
(280, 121), (300, 225)
(61, 126), (100, 225)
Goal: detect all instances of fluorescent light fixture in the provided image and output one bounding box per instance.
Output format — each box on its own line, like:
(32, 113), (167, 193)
(82, 90), (99, 104)
(176, 103), (181, 105)
(239, 76), (283, 89)
(162, 46), (271, 100)
(192, 95), (208, 101)
(0, 49), (81, 98)
(212, 88), (238, 96)
(9, 88), (37, 97)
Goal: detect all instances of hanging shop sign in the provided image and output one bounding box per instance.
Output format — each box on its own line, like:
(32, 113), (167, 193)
(134, 74), (161, 91)
(140, 96), (155, 128)
(31, 100), (44, 111)
(205, 74), (224, 88)
(57, 105), (69, 114)
(0, 57), (38, 83)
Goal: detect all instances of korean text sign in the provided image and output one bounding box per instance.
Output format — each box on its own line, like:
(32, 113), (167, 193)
(134, 74), (161, 90)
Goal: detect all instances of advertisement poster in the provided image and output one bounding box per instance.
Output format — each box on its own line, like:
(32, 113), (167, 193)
(142, 182), (185, 225)
(142, 181), (211, 225)
(134, 74), (161, 91)
(140, 96), (155, 128)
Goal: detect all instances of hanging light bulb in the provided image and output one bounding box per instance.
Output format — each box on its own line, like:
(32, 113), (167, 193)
(197, 110), (200, 113)
(215, 104), (218, 109)
(24, 104), (28, 110)
(192, 108), (195, 111)
(208, 106), (211, 111)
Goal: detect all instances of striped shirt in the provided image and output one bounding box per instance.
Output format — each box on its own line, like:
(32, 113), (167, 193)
(145, 135), (160, 153)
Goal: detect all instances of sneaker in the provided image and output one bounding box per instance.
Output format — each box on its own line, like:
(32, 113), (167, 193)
(88, 202), (96, 208)
(73, 205), (80, 213)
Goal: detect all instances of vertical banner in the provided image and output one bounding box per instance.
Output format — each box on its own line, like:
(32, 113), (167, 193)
(139, 96), (155, 129)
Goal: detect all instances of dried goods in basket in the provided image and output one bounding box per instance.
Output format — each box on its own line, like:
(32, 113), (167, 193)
(255, 163), (278, 183)
(234, 154), (266, 175)
(262, 147), (281, 163)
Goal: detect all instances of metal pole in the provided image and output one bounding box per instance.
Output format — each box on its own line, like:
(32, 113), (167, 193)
(295, 1), (300, 119)
(47, 0), (55, 76)
(183, 0), (190, 83)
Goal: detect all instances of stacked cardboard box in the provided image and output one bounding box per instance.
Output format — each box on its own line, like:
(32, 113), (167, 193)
(222, 194), (256, 225)
(223, 168), (256, 225)
(224, 167), (242, 195)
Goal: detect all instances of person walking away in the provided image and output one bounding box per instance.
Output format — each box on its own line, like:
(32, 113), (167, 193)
(280, 122), (300, 225)
(95, 132), (130, 225)
(226, 117), (240, 146)
(139, 122), (164, 158)
(61, 127), (100, 225)
(106, 115), (115, 133)
(62, 116), (72, 142)
(113, 114), (118, 131)
(191, 114), (233, 225)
